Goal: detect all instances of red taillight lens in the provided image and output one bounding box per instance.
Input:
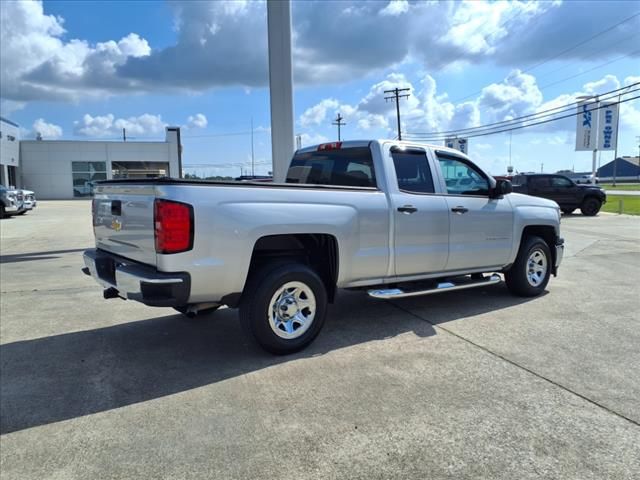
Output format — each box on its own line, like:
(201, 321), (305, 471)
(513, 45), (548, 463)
(154, 199), (194, 254)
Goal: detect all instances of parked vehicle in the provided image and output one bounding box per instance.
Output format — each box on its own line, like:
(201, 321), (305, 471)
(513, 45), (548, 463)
(511, 173), (606, 216)
(575, 174), (599, 185)
(83, 140), (564, 354)
(0, 186), (23, 218)
(16, 189), (37, 215)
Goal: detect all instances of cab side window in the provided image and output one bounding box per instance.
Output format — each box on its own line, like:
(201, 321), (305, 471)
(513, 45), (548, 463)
(437, 155), (489, 195)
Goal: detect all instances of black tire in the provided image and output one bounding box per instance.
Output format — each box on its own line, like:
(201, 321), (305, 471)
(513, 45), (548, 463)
(561, 208), (574, 215)
(0, 205), (5, 219)
(240, 262), (327, 355)
(505, 235), (551, 297)
(580, 197), (601, 216)
(16, 210), (27, 216)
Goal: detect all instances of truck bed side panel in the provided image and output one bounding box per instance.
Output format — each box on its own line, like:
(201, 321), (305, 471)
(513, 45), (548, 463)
(153, 184), (391, 303)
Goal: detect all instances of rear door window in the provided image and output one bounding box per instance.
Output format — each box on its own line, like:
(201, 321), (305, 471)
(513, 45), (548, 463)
(286, 147), (376, 187)
(391, 149), (435, 194)
(529, 176), (551, 189)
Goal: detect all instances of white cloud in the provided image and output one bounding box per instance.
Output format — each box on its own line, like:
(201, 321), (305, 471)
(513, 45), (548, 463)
(74, 113), (167, 138)
(379, 1), (409, 17)
(300, 99), (341, 127)
(0, 0), (151, 103)
(31, 118), (62, 139)
(2, 0), (639, 110)
(299, 132), (330, 148)
(187, 113), (208, 129)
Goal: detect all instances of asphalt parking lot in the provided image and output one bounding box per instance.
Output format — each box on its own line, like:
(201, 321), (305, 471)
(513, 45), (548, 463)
(1, 201), (639, 479)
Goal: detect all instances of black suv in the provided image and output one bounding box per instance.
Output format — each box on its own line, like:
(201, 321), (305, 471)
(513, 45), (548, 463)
(511, 174), (606, 216)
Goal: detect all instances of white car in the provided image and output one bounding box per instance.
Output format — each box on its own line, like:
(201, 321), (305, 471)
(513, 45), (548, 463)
(16, 189), (37, 215)
(575, 175), (599, 185)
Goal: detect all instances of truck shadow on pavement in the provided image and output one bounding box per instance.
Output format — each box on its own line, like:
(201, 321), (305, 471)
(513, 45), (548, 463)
(0, 248), (87, 264)
(0, 285), (539, 434)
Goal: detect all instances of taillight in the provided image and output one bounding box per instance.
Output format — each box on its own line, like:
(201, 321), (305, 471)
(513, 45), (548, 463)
(154, 199), (194, 254)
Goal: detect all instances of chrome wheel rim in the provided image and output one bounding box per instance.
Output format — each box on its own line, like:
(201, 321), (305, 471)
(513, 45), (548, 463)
(268, 281), (316, 339)
(526, 249), (548, 287)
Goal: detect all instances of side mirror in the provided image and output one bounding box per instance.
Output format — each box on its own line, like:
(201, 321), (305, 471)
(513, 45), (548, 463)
(492, 179), (512, 198)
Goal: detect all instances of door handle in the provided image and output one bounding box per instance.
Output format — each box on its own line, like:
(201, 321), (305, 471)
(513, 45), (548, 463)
(451, 206), (468, 214)
(397, 205), (418, 214)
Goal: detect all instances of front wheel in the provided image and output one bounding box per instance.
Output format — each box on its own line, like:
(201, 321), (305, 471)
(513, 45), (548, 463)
(505, 236), (551, 297)
(240, 262), (327, 355)
(580, 197), (601, 216)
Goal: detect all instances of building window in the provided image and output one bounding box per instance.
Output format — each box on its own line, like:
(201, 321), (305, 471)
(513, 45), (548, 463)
(72, 161), (107, 197)
(112, 161), (169, 179)
(7, 135), (15, 141)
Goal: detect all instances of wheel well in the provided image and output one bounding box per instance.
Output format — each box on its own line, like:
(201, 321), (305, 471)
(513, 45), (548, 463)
(248, 234), (339, 302)
(582, 195), (601, 204)
(521, 225), (557, 271)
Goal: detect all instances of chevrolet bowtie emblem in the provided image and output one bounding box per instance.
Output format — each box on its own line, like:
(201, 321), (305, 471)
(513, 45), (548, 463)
(111, 218), (122, 231)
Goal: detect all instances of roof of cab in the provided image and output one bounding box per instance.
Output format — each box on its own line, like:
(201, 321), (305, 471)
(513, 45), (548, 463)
(295, 139), (470, 160)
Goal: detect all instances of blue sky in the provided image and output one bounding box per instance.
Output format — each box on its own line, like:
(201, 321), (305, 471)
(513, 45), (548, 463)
(1, 0), (639, 177)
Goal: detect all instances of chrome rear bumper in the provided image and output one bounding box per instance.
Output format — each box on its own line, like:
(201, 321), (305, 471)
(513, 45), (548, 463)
(82, 248), (190, 307)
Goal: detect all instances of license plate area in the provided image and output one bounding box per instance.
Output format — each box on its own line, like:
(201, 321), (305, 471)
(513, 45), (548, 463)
(95, 256), (117, 285)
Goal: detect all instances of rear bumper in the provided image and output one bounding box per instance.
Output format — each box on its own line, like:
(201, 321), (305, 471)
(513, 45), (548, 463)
(82, 248), (190, 307)
(3, 203), (19, 213)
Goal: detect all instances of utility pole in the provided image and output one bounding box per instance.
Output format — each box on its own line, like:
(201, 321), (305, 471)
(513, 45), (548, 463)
(541, 162), (544, 173)
(251, 117), (255, 177)
(332, 113), (346, 141)
(384, 87), (410, 140)
(122, 128), (126, 142)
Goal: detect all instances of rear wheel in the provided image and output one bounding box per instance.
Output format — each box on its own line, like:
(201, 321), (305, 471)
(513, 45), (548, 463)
(240, 262), (327, 355)
(505, 235), (551, 297)
(0, 205), (5, 218)
(580, 197), (601, 216)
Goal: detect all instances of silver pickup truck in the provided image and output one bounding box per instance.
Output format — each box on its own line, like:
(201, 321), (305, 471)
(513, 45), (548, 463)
(83, 140), (564, 354)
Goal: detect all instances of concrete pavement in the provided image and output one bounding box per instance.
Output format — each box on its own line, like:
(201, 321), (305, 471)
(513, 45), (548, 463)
(1, 202), (639, 479)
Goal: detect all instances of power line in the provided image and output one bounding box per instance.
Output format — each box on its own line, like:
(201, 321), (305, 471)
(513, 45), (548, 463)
(182, 130), (269, 139)
(405, 82), (639, 138)
(384, 87), (411, 140)
(406, 94), (640, 142)
(450, 11), (640, 104)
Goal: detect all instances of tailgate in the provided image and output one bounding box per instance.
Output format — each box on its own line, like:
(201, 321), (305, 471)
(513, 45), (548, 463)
(93, 184), (157, 266)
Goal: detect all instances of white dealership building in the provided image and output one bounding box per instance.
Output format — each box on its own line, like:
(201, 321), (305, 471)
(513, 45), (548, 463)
(16, 127), (182, 199)
(1, 117), (21, 188)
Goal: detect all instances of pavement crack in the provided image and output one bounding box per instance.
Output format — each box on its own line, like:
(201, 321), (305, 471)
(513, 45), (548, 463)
(387, 299), (640, 428)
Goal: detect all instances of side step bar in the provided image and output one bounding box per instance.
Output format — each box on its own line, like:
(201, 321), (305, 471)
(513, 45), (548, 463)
(367, 273), (502, 299)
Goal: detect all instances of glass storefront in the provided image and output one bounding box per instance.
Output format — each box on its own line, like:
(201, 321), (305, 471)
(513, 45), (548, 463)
(72, 161), (107, 197)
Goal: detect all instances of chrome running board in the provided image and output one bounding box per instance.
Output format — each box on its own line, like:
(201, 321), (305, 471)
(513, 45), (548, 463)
(367, 273), (502, 299)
